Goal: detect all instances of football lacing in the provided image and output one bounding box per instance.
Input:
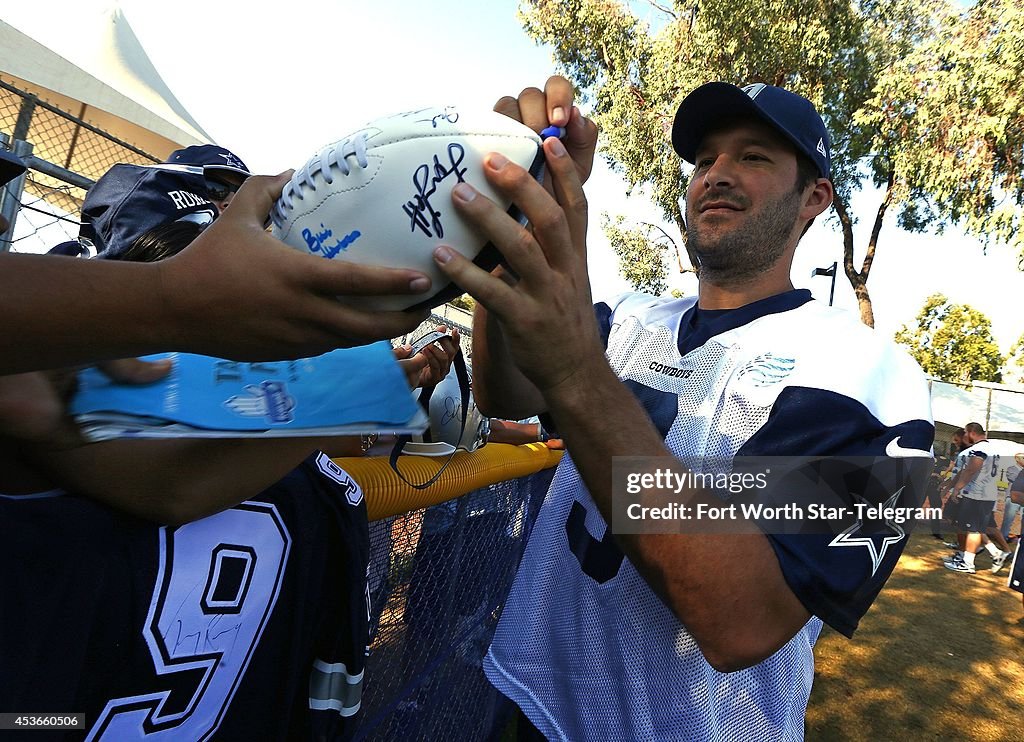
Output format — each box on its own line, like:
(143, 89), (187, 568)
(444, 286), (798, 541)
(270, 133), (370, 228)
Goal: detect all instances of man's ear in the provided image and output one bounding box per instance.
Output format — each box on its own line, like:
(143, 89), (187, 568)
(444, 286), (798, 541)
(801, 178), (834, 221)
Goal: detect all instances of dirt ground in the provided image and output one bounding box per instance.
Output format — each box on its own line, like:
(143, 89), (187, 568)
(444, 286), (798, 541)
(806, 532), (1024, 740)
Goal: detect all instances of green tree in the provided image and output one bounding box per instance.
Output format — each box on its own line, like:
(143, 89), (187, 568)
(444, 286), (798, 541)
(447, 294), (476, 313)
(518, 0), (1024, 327)
(604, 214), (668, 294)
(894, 293), (1004, 383)
(603, 213), (694, 293)
(858, 0), (1024, 264)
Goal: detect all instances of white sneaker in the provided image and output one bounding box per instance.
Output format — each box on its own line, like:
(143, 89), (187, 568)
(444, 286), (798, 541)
(991, 550), (1012, 574)
(944, 556), (976, 574)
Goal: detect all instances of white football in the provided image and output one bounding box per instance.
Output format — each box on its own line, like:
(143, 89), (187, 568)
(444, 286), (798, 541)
(270, 106), (544, 311)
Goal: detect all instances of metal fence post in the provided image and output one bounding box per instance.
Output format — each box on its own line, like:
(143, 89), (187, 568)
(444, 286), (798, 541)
(1, 77), (165, 253)
(0, 135), (32, 253)
(12, 92), (36, 142)
(985, 388), (992, 431)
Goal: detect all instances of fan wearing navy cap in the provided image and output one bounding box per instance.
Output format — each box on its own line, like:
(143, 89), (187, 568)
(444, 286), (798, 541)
(434, 77), (935, 739)
(80, 162), (221, 257)
(0, 158), (436, 375)
(165, 143), (252, 213)
(0, 157), (461, 739)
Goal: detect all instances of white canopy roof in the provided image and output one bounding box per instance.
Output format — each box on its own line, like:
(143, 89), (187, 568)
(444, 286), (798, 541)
(0, 3), (211, 158)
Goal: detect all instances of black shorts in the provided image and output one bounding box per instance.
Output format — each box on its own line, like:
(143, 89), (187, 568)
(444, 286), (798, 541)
(954, 497), (995, 532)
(944, 495), (961, 522)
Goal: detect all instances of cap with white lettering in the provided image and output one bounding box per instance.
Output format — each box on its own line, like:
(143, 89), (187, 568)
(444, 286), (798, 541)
(81, 164), (218, 258)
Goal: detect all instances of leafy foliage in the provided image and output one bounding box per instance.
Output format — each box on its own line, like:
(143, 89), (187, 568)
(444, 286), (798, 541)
(447, 294), (477, 313)
(857, 0), (1024, 256)
(518, 0), (1024, 327)
(603, 213), (669, 294)
(894, 293), (1004, 383)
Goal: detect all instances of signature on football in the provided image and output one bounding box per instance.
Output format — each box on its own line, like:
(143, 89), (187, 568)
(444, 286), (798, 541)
(403, 143), (468, 238)
(302, 224), (361, 259)
(415, 107), (459, 128)
(391, 107), (459, 127)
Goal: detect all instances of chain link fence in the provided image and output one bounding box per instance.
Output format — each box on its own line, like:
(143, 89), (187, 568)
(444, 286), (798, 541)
(0, 75), (160, 252)
(357, 466), (555, 741)
(929, 378), (1024, 443)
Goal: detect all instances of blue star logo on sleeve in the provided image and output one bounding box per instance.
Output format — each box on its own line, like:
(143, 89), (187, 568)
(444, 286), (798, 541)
(827, 488), (907, 576)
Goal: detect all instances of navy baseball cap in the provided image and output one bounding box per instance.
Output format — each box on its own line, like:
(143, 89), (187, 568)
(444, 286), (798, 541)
(0, 149), (27, 187)
(672, 82), (831, 180)
(81, 164), (218, 258)
(165, 144), (251, 188)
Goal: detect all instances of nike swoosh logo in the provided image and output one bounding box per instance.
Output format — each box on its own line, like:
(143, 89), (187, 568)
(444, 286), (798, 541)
(885, 437), (932, 458)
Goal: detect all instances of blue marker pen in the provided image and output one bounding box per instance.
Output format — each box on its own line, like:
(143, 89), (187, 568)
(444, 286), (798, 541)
(540, 125), (566, 140)
(531, 124), (565, 198)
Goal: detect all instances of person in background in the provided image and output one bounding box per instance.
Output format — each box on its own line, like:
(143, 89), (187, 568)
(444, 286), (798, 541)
(938, 428), (969, 552)
(999, 454), (1022, 545)
(164, 143), (252, 213)
(1008, 469), (1024, 620)
(944, 422), (1014, 574)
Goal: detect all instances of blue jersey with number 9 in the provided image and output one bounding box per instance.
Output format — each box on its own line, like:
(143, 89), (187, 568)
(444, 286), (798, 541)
(0, 452), (368, 741)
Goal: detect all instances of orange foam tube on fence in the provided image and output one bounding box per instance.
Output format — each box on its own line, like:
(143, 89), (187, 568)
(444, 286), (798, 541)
(334, 443), (563, 521)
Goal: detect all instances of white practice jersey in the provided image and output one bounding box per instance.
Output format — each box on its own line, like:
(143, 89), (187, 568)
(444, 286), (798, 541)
(961, 440), (1004, 502)
(951, 448), (970, 476)
(484, 290), (933, 742)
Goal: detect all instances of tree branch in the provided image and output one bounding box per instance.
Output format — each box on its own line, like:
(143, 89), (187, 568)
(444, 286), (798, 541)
(862, 168), (896, 280)
(639, 221), (697, 274)
(675, 211), (699, 275)
(646, 0), (678, 19)
(600, 41), (613, 73)
(832, 196), (858, 282)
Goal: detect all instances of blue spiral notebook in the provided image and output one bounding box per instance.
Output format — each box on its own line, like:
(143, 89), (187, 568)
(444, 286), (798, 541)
(70, 343), (427, 440)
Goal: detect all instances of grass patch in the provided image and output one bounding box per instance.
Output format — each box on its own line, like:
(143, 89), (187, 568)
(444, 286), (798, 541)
(807, 533), (1024, 740)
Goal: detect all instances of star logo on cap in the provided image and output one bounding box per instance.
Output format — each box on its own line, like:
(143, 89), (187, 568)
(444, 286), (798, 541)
(218, 153), (247, 170)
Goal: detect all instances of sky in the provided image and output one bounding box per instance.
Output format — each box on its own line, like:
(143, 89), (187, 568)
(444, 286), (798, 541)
(8, 0), (1024, 360)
